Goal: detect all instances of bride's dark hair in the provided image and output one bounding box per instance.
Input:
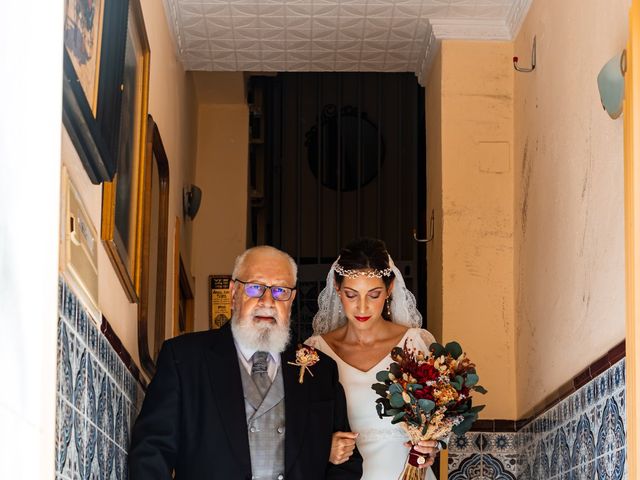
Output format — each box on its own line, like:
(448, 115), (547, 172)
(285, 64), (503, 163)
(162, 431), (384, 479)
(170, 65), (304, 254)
(334, 237), (396, 289)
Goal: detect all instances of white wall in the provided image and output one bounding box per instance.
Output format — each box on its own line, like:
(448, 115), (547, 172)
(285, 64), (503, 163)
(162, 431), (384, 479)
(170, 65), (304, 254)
(0, 1), (63, 477)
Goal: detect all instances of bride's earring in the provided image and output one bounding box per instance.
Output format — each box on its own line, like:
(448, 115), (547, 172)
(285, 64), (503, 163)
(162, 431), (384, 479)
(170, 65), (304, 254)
(386, 297), (391, 317)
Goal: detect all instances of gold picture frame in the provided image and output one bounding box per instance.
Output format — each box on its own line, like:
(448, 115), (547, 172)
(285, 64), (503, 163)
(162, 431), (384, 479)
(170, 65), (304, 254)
(101, 0), (150, 302)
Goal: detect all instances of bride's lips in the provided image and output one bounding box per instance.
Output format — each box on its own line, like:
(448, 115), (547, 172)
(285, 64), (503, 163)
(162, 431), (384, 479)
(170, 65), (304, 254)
(354, 316), (371, 322)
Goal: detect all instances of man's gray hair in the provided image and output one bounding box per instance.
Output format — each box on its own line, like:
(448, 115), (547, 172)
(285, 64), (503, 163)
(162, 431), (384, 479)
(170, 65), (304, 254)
(232, 245), (298, 283)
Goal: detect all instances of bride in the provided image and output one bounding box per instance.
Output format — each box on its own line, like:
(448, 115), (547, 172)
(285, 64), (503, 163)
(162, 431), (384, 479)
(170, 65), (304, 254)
(305, 238), (439, 480)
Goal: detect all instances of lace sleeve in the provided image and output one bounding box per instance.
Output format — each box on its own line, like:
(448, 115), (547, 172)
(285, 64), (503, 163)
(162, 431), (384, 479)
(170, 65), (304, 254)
(417, 328), (437, 350)
(303, 335), (322, 349)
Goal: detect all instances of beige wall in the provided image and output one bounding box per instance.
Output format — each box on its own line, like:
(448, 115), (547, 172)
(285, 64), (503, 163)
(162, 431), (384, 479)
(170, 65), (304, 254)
(61, 0), (197, 372)
(514, 0), (628, 416)
(191, 72), (249, 332)
(426, 41), (517, 419)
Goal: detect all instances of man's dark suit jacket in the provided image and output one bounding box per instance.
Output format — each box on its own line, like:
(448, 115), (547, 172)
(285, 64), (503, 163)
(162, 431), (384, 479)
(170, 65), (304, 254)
(129, 324), (363, 480)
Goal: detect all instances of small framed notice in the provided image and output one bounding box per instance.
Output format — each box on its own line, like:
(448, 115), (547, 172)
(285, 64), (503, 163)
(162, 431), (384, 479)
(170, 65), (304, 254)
(209, 275), (232, 329)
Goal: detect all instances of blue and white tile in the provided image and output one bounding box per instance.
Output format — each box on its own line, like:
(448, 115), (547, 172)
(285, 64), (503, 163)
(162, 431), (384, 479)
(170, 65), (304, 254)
(57, 319), (74, 402)
(571, 413), (597, 469)
(448, 452), (483, 479)
(595, 446), (625, 480)
(484, 432), (516, 452)
(114, 447), (126, 480)
(62, 283), (78, 327)
(87, 316), (99, 356)
(56, 396), (76, 478)
(73, 346), (88, 421)
(572, 459), (596, 480)
(549, 426), (571, 477)
(482, 453), (516, 479)
(449, 432), (477, 454)
(77, 308), (89, 345)
(96, 434), (116, 480)
(595, 397), (625, 458)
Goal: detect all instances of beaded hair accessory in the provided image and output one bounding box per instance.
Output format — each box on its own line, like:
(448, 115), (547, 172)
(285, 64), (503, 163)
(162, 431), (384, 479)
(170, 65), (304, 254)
(334, 263), (393, 279)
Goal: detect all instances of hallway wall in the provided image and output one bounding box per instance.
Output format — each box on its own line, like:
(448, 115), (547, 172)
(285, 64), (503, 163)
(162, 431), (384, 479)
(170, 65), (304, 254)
(426, 40), (517, 419)
(514, 0), (629, 417)
(56, 2), (198, 477)
(191, 72), (249, 332)
(61, 0), (198, 379)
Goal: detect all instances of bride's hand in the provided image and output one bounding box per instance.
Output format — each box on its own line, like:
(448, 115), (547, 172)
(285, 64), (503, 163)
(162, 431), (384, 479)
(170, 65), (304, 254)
(329, 431), (359, 465)
(405, 440), (439, 468)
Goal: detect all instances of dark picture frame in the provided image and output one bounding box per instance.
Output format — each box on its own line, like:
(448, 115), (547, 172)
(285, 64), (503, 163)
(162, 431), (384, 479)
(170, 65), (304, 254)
(62, 0), (128, 184)
(101, 0), (150, 303)
(138, 115), (170, 378)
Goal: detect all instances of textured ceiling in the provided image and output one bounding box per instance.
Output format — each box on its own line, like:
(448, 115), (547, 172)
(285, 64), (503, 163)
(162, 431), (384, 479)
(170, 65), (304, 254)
(162, 0), (532, 81)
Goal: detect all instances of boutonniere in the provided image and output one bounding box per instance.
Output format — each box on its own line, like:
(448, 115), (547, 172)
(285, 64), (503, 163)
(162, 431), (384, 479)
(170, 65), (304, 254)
(288, 344), (320, 384)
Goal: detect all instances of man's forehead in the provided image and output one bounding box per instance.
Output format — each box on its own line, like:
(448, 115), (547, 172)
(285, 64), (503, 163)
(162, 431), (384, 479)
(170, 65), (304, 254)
(238, 250), (294, 281)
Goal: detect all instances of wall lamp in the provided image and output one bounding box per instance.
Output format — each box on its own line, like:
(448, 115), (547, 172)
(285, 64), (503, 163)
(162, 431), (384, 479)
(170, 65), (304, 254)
(183, 184), (202, 220)
(597, 50), (627, 119)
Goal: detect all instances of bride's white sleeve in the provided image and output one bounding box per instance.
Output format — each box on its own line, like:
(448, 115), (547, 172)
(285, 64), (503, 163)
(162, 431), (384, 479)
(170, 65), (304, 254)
(417, 329), (437, 350)
(304, 335), (321, 349)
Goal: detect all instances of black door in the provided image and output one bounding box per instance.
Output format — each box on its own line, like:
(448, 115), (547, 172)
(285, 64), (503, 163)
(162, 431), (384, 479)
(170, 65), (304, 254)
(248, 72), (427, 341)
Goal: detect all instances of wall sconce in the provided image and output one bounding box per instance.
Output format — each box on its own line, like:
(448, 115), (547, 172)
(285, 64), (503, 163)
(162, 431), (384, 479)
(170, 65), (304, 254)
(597, 50), (626, 119)
(183, 184), (202, 220)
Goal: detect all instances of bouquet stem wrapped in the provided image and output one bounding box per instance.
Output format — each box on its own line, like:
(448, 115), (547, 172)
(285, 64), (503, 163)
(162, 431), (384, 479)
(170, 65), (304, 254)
(371, 340), (487, 480)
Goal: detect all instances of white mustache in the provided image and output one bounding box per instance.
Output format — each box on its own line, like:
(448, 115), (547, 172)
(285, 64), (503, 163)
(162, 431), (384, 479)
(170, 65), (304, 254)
(253, 307), (279, 321)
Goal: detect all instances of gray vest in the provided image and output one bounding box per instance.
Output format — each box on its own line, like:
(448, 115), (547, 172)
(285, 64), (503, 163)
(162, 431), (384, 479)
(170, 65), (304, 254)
(239, 363), (286, 480)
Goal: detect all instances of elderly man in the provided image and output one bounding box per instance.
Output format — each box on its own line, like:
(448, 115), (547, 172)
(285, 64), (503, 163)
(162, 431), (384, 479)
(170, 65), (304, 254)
(129, 246), (362, 480)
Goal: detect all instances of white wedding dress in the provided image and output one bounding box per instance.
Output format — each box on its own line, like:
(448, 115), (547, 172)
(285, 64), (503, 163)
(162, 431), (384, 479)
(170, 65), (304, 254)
(305, 328), (438, 480)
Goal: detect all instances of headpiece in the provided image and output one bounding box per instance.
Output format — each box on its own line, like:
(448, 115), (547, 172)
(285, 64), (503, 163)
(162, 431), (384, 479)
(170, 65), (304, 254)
(333, 263), (393, 279)
(312, 255), (422, 335)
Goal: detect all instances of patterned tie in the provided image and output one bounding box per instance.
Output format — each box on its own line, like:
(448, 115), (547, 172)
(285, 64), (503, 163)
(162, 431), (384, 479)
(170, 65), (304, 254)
(251, 351), (272, 397)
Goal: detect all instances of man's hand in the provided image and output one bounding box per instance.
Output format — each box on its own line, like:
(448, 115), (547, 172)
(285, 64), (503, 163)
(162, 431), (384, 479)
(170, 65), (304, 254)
(329, 431), (359, 465)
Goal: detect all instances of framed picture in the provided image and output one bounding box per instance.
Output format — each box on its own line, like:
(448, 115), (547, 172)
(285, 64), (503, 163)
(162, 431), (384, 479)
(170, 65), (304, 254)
(210, 275), (232, 329)
(101, 0), (150, 303)
(62, 0), (128, 184)
(138, 116), (170, 377)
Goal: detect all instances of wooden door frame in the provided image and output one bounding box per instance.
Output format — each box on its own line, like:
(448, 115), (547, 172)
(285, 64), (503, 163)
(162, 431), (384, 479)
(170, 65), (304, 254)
(625, 1), (640, 477)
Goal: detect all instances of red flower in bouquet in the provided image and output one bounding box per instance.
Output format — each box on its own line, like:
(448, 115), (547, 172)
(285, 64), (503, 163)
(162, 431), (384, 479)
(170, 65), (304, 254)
(371, 340), (487, 480)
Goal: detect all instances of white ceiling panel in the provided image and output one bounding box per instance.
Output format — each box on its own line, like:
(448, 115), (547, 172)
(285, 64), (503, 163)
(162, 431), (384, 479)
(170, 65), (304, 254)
(164, 0), (532, 81)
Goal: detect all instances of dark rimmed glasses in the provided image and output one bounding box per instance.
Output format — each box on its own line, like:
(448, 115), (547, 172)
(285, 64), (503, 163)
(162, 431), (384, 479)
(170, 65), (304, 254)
(233, 279), (296, 301)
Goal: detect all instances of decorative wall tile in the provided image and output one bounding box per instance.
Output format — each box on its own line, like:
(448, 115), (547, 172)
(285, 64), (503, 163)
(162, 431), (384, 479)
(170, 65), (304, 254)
(55, 278), (140, 480)
(448, 360), (626, 480)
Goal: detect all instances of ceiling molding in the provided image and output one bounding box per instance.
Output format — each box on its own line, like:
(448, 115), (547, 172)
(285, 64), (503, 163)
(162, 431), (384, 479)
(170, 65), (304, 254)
(416, 0), (533, 86)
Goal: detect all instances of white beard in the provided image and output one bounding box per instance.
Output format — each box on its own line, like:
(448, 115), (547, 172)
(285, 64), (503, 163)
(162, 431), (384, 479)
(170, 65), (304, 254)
(231, 307), (291, 353)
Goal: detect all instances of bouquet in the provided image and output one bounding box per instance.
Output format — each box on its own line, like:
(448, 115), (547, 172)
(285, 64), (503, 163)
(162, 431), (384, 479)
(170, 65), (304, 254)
(371, 340), (487, 480)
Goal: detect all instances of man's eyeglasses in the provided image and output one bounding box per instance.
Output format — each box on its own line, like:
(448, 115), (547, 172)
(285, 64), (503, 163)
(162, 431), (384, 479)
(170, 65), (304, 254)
(233, 279), (296, 302)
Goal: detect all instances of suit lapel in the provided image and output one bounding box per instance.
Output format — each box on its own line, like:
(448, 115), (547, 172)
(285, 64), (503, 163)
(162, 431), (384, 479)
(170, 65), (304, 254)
(283, 345), (310, 474)
(205, 325), (251, 473)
